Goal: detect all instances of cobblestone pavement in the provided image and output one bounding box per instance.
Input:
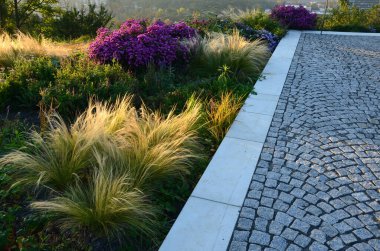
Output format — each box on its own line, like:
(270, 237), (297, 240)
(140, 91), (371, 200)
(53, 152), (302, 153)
(229, 34), (380, 251)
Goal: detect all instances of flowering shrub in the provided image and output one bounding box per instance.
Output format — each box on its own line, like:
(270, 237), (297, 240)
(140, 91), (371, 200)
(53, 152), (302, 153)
(235, 23), (279, 51)
(88, 19), (196, 69)
(271, 5), (317, 30)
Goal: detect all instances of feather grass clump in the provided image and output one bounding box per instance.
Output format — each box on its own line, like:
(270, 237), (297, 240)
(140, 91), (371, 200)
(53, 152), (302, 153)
(0, 95), (203, 245)
(190, 30), (270, 81)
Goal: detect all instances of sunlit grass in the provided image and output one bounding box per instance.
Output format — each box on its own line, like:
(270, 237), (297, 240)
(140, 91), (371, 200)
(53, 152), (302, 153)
(190, 30), (270, 81)
(0, 95), (203, 243)
(206, 91), (243, 143)
(0, 32), (85, 67)
(32, 152), (157, 241)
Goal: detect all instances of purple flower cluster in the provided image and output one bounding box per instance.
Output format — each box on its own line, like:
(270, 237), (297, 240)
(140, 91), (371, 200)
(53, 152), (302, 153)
(255, 30), (279, 52)
(271, 5), (317, 30)
(88, 19), (197, 69)
(235, 23), (279, 52)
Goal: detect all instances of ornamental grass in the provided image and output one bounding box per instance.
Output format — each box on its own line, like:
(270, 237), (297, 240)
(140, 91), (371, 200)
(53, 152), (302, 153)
(190, 30), (270, 82)
(0, 96), (203, 245)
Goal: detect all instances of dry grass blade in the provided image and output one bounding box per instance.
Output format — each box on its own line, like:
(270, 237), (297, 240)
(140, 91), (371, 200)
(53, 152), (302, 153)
(111, 97), (204, 188)
(207, 92), (244, 143)
(0, 32), (85, 67)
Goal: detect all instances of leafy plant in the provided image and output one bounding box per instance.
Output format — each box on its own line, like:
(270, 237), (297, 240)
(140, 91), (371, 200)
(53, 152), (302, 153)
(190, 30), (269, 82)
(271, 5), (317, 30)
(321, 4), (380, 32)
(41, 54), (137, 119)
(0, 56), (57, 109)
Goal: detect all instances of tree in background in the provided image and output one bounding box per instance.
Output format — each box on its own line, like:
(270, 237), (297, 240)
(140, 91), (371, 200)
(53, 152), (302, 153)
(43, 3), (113, 40)
(0, 0), (112, 40)
(0, 0), (58, 33)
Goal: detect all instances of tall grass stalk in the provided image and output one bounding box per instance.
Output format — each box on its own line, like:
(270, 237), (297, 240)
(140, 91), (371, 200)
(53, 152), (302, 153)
(190, 30), (270, 81)
(207, 92), (243, 144)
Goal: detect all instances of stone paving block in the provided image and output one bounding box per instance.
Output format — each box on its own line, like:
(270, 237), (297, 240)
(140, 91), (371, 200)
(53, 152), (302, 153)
(293, 234), (311, 248)
(270, 236), (287, 251)
(249, 230), (271, 246)
(230, 241), (248, 251)
(310, 229), (326, 244)
(281, 228), (299, 241)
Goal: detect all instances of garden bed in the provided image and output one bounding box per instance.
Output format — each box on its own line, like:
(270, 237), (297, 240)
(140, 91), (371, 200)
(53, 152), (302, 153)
(0, 12), (282, 251)
(0, 3), (379, 251)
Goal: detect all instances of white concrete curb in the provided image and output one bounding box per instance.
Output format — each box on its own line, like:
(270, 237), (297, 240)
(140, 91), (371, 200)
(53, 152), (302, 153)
(304, 30), (380, 36)
(159, 30), (302, 251)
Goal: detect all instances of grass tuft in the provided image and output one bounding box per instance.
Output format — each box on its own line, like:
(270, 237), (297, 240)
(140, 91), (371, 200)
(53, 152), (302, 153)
(206, 92), (243, 144)
(32, 152), (156, 241)
(0, 95), (203, 244)
(0, 32), (84, 67)
(190, 30), (270, 81)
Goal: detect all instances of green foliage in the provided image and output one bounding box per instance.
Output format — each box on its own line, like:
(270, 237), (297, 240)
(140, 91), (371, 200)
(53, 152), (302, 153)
(0, 0), (59, 33)
(222, 8), (287, 37)
(0, 55), (136, 118)
(42, 55), (136, 118)
(321, 4), (380, 32)
(0, 57), (57, 110)
(0, 118), (27, 154)
(190, 31), (270, 82)
(43, 3), (113, 40)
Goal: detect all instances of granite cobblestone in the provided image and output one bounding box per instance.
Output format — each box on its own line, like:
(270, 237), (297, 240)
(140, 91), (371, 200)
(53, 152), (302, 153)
(228, 34), (380, 251)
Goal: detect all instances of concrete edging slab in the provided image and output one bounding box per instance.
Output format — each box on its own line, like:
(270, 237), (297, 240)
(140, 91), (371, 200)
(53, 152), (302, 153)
(304, 30), (380, 37)
(159, 30), (301, 251)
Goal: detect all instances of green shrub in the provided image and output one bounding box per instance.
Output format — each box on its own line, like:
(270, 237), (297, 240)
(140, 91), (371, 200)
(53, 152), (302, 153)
(41, 54), (137, 118)
(43, 4), (113, 40)
(321, 4), (380, 32)
(0, 119), (27, 154)
(0, 57), (57, 110)
(190, 30), (269, 82)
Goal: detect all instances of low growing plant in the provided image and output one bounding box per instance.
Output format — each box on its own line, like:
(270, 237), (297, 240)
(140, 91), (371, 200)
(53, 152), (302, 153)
(41, 54), (137, 119)
(190, 30), (270, 82)
(221, 8), (287, 38)
(0, 57), (57, 110)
